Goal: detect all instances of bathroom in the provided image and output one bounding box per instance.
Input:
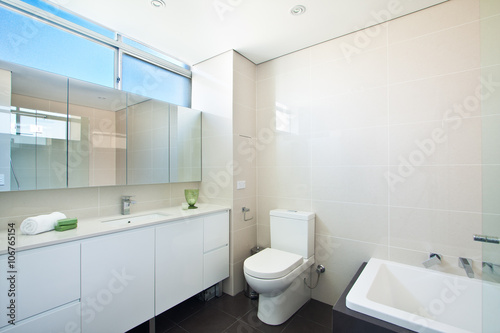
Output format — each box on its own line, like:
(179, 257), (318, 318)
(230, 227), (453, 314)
(0, 0), (499, 332)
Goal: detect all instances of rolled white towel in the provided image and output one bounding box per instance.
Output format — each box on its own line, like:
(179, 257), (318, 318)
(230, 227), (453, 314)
(20, 212), (67, 235)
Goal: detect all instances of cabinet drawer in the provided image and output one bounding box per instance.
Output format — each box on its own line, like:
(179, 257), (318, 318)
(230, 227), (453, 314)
(0, 301), (80, 333)
(203, 245), (229, 289)
(0, 242), (80, 326)
(204, 211), (229, 253)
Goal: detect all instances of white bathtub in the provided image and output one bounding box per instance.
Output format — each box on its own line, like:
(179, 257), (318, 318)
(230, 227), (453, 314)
(346, 258), (500, 333)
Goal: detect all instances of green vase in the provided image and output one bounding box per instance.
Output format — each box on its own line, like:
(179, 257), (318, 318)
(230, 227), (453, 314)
(184, 189), (199, 209)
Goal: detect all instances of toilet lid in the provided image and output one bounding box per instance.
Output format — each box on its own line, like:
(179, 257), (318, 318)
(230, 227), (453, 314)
(244, 248), (303, 279)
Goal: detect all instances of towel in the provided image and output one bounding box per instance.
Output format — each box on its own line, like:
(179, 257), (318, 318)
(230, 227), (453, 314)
(20, 212), (67, 235)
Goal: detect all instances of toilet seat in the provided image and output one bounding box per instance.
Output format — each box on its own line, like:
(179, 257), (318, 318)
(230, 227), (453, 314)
(244, 248), (303, 279)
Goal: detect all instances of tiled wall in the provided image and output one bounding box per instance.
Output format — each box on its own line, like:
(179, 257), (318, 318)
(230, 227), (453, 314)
(231, 52), (257, 294)
(192, 50), (258, 295)
(0, 182), (200, 231)
(255, 0), (499, 305)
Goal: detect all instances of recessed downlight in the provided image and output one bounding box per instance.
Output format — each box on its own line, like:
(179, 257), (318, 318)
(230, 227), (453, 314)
(290, 5), (306, 16)
(151, 0), (165, 8)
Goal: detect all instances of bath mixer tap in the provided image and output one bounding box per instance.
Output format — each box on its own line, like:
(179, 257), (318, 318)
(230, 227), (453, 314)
(422, 253), (442, 268)
(459, 257), (474, 278)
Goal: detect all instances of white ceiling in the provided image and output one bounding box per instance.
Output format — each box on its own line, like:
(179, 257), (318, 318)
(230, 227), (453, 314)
(48, 0), (447, 66)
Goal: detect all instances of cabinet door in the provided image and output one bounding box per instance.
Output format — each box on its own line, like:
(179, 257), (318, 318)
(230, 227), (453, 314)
(203, 211), (229, 289)
(81, 227), (155, 333)
(0, 242), (80, 328)
(156, 217), (203, 315)
(204, 211), (229, 252)
(0, 301), (80, 333)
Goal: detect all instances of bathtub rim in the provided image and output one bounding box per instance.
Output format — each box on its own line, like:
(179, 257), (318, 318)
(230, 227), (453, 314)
(345, 258), (479, 333)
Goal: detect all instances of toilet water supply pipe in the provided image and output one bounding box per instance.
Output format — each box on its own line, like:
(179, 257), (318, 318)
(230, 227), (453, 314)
(304, 265), (326, 289)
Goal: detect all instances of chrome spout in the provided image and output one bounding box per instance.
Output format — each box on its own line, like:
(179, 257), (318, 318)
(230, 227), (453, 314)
(459, 257), (474, 278)
(422, 253), (442, 268)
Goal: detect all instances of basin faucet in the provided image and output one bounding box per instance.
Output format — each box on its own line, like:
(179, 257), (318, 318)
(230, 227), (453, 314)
(121, 196), (135, 215)
(422, 253), (442, 268)
(459, 257), (474, 278)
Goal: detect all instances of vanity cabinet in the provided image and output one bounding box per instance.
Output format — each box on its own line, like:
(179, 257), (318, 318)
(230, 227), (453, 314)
(81, 227), (155, 333)
(155, 217), (204, 314)
(0, 302), (81, 333)
(0, 242), (80, 331)
(0, 208), (229, 333)
(203, 211), (229, 289)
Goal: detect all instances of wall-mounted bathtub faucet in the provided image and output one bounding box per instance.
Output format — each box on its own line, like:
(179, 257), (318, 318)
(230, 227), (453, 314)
(422, 253), (441, 268)
(459, 257), (474, 278)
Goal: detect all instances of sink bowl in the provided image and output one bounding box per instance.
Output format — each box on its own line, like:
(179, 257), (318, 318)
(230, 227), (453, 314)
(102, 213), (170, 226)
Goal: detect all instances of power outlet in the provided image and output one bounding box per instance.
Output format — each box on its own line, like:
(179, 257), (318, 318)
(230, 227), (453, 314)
(237, 180), (246, 190)
(0, 174), (4, 186)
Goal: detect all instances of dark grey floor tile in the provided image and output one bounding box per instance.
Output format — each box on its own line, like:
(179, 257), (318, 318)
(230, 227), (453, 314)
(126, 321), (149, 333)
(165, 324), (189, 333)
(178, 306), (237, 333)
(155, 314), (177, 332)
(281, 316), (331, 333)
(296, 299), (333, 329)
(224, 320), (265, 333)
(213, 292), (257, 318)
(162, 296), (207, 324)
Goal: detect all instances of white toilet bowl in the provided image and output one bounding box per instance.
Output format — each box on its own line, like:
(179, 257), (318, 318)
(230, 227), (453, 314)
(243, 209), (316, 325)
(243, 248), (315, 325)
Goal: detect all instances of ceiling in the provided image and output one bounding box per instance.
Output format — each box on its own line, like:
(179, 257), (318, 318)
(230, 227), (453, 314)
(47, 0), (447, 66)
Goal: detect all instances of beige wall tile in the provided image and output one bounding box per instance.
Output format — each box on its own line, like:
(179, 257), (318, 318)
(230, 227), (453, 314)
(311, 126), (388, 166)
(312, 200), (388, 245)
(312, 235), (388, 305)
(388, 21), (480, 84)
(388, 0), (480, 44)
(388, 69), (482, 124)
(310, 87), (388, 131)
(390, 207), (482, 257)
(311, 166), (389, 205)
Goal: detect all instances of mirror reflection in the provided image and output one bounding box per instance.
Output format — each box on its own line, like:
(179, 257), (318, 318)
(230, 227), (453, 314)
(0, 60), (201, 192)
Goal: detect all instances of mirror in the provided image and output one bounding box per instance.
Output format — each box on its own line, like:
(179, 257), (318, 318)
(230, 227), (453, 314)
(0, 60), (202, 192)
(170, 106), (202, 183)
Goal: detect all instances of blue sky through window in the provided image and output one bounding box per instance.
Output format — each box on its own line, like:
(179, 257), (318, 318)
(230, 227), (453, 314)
(0, 6), (115, 87)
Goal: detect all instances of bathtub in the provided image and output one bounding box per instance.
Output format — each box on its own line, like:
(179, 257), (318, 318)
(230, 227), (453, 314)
(346, 258), (500, 333)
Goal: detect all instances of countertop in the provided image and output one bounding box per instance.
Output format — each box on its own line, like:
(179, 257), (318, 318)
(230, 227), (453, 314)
(0, 204), (230, 255)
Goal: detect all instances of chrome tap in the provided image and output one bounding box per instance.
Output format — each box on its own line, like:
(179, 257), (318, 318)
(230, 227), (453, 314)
(121, 196), (135, 215)
(459, 257), (474, 278)
(422, 253), (442, 268)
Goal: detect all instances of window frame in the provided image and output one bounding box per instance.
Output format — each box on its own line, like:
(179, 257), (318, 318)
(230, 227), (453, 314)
(0, 0), (192, 90)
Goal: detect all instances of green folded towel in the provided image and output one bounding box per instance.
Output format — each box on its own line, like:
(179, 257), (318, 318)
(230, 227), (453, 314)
(56, 218), (78, 226)
(55, 224), (77, 232)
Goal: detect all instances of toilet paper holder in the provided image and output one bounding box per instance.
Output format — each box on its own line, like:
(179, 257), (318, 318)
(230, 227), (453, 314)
(242, 207), (253, 221)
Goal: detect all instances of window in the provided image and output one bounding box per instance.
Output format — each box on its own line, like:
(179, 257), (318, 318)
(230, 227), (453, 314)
(122, 54), (191, 107)
(0, 6), (115, 87)
(20, 0), (116, 38)
(0, 1), (191, 104)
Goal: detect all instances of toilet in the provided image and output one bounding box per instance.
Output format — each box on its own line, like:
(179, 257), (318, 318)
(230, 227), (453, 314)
(243, 209), (315, 325)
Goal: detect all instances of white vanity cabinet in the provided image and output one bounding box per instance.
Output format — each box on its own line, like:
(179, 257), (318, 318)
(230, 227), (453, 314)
(81, 227), (155, 333)
(203, 211), (229, 289)
(0, 242), (80, 331)
(155, 217), (204, 314)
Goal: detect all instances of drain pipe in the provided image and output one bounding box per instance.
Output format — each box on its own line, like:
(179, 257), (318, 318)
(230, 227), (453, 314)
(304, 265), (325, 289)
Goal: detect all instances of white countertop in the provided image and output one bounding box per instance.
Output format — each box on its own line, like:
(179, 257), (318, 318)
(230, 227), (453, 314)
(0, 204), (230, 255)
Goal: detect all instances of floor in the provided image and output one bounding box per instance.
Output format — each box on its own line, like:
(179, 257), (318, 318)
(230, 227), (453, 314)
(127, 292), (333, 333)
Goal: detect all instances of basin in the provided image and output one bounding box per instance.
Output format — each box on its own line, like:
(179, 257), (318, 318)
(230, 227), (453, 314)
(102, 213), (170, 226)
